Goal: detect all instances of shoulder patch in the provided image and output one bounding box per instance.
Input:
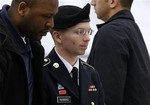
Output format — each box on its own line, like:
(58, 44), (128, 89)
(81, 61), (95, 70)
(43, 58), (51, 67)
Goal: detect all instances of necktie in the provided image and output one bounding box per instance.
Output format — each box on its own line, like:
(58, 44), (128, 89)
(71, 67), (78, 86)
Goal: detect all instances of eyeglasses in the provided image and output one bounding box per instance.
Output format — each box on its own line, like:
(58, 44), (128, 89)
(74, 28), (94, 36)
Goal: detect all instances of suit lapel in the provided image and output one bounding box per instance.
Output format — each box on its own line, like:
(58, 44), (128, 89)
(79, 61), (91, 105)
(47, 49), (79, 99)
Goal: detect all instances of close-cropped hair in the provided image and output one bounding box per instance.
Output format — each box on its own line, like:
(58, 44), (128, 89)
(11, 0), (37, 7)
(50, 28), (66, 35)
(120, 0), (133, 9)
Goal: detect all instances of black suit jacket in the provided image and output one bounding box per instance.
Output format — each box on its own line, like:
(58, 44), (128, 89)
(43, 48), (105, 105)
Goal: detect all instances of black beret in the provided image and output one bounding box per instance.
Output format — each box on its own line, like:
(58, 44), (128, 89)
(53, 3), (91, 29)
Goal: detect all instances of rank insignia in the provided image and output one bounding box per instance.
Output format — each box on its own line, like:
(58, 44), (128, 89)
(53, 62), (59, 68)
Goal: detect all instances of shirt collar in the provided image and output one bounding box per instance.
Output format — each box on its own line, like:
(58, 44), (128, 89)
(96, 10), (134, 29)
(55, 48), (79, 73)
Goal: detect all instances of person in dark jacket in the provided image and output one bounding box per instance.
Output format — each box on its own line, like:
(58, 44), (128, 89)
(43, 3), (105, 105)
(0, 0), (58, 105)
(87, 0), (150, 105)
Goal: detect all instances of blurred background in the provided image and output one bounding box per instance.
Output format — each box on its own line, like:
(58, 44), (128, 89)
(1, 0), (150, 61)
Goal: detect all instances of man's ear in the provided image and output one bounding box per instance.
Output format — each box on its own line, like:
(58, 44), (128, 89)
(109, 0), (119, 8)
(17, 1), (29, 16)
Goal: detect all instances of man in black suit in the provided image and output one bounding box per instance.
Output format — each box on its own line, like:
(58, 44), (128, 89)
(87, 0), (150, 105)
(43, 3), (105, 105)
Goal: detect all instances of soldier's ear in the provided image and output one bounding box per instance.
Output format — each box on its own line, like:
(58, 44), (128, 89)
(52, 31), (62, 44)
